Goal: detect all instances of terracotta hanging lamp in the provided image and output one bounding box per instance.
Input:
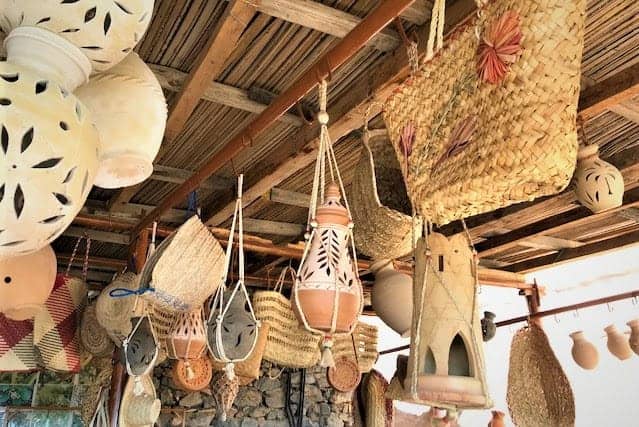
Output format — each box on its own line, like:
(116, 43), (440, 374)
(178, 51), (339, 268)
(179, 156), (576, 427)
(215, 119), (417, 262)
(292, 80), (363, 367)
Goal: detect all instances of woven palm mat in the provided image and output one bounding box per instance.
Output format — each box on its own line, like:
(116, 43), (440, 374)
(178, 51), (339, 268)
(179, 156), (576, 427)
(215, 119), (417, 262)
(507, 325), (575, 427)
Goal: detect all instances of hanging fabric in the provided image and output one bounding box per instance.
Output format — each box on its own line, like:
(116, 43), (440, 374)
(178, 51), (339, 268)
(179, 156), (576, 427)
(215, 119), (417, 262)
(292, 80), (363, 367)
(207, 174), (260, 380)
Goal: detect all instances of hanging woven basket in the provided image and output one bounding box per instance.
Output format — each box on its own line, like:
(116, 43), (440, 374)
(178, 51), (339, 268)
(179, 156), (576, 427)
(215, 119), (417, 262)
(349, 130), (418, 261)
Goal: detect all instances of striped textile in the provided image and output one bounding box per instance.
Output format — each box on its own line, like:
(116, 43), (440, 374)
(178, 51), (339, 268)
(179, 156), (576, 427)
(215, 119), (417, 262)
(0, 314), (37, 371)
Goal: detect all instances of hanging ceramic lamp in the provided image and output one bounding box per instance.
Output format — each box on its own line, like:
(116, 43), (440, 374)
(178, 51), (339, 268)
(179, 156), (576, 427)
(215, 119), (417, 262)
(167, 308), (207, 360)
(569, 331), (599, 370)
(604, 324), (632, 360)
(293, 80), (363, 367)
(370, 259), (412, 337)
(75, 52), (167, 188)
(627, 319), (639, 356)
(0, 244), (56, 320)
(0, 60), (99, 257)
(1, 0), (155, 74)
(574, 144), (624, 213)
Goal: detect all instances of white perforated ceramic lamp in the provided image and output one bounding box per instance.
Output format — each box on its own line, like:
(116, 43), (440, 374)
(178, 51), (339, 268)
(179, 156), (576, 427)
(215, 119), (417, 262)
(574, 144), (624, 213)
(0, 245), (56, 320)
(0, 0), (154, 73)
(76, 52), (166, 188)
(0, 61), (99, 256)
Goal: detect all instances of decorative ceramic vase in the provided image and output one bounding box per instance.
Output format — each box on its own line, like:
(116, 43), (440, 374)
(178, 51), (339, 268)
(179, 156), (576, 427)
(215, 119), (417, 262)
(604, 324), (632, 360)
(167, 308), (207, 360)
(293, 183), (362, 333)
(481, 311), (497, 342)
(574, 144), (624, 213)
(0, 60), (99, 256)
(1, 0), (154, 73)
(75, 52), (167, 188)
(569, 331), (599, 369)
(488, 410), (506, 427)
(0, 245), (56, 320)
(370, 259), (412, 337)
(626, 319), (639, 356)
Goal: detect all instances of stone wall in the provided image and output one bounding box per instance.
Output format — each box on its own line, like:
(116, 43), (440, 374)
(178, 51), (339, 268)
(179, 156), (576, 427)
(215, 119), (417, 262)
(153, 360), (355, 427)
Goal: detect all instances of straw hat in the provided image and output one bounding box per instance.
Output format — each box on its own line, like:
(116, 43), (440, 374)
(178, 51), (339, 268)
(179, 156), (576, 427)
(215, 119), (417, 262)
(119, 374), (161, 427)
(507, 324), (575, 427)
(80, 303), (114, 357)
(96, 272), (140, 345)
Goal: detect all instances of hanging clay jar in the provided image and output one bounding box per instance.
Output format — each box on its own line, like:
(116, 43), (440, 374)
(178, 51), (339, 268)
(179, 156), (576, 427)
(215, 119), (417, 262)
(208, 292), (258, 362)
(0, 33), (100, 257)
(626, 319), (639, 356)
(488, 410), (506, 427)
(370, 259), (412, 337)
(604, 325), (632, 361)
(1, 0), (154, 74)
(481, 311), (497, 342)
(167, 308), (207, 360)
(0, 245), (56, 320)
(569, 331), (599, 370)
(294, 183), (362, 333)
(75, 52), (167, 189)
(574, 144), (624, 213)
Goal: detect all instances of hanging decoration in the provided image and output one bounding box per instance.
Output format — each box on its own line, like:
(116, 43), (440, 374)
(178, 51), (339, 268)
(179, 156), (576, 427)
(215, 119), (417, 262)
(172, 356), (213, 392)
(0, 314), (37, 371)
(167, 308), (207, 360)
(604, 324), (632, 361)
(0, 244), (56, 320)
(121, 312), (159, 379)
(628, 319), (639, 356)
(397, 229), (491, 409)
(80, 303), (114, 358)
(211, 370), (240, 422)
(569, 331), (599, 370)
(1, 0), (154, 74)
(481, 311), (497, 342)
(0, 60), (99, 257)
(574, 143), (624, 213)
(327, 335), (361, 392)
(75, 52), (167, 188)
(208, 174), (260, 380)
(118, 373), (161, 427)
(95, 272), (140, 345)
(370, 260), (412, 338)
(383, 0), (587, 225)
(293, 80), (363, 368)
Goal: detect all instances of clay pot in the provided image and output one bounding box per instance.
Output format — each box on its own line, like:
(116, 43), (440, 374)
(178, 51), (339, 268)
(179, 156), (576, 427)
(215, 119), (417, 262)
(488, 410), (505, 427)
(294, 183), (362, 333)
(0, 245), (57, 320)
(569, 331), (599, 369)
(370, 260), (412, 337)
(604, 325), (632, 360)
(168, 309), (207, 360)
(574, 144), (624, 213)
(481, 311), (497, 342)
(627, 319), (639, 356)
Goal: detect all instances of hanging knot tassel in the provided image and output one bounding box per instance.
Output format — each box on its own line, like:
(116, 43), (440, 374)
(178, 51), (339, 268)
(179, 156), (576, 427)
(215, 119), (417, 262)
(320, 336), (335, 368)
(220, 411), (227, 422)
(133, 376), (144, 396)
(185, 361), (195, 380)
(224, 362), (236, 381)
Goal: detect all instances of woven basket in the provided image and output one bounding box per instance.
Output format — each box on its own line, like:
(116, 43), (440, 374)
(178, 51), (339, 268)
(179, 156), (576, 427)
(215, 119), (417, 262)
(507, 324), (575, 427)
(383, 0), (586, 225)
(211, 323), (269, 380)
(333, 322), (378, 373)
(141, 216), (225, 311)
(361, 370), (393, 427)
(253, 290), (321, 368)
(349, 133), (418, 261)
(80, 304), (114, 358)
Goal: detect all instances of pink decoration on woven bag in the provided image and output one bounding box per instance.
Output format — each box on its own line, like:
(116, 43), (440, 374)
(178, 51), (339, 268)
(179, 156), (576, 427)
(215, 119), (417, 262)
(399, 121), (416, 176)
(433, 115), (478, 171)
(477, 11), (523, 84)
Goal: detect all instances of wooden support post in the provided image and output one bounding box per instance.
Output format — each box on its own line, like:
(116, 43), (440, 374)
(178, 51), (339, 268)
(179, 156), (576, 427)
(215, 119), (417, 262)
(107, 229), (149, 426)
(522, 281), (542, 327)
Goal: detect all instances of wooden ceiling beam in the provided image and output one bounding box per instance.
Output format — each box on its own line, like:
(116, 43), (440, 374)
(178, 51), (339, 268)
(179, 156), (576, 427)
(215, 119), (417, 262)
(63, 226), (130, 245)
(164, 0), (258, 142)
(150, 64), (304, 127)
(244, 218), (304, 237)
(609, 99), (639, 124)
(578, 62), (639, 120)
(264, 187), (311, 208)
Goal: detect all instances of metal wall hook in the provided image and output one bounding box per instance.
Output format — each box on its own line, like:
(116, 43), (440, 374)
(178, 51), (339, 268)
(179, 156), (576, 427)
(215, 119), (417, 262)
(554, 314), (561, 323)
(607, 302), (614, 312)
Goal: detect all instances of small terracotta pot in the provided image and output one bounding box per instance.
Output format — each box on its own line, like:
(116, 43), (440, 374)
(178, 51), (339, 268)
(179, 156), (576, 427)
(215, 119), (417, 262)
(574, 144), (624, 213)
(569, 331), (599, 369)
(488, 410), (505, 427)
(604, 324), (632, 360)
(627, 319), (639, 356)
(370, 260), (412, 337)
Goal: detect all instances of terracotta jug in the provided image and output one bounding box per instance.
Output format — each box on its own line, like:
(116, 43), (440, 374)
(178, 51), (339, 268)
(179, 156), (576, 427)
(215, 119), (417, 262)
(488, 410), (505, 427)
(168, 308), (207, 360)
(604, 325), (632, 360)
(627, 319), (639, 356)
(569, 331), (599, 369)
(370, 260), (412, 337)
(293, 183), (362, 333)
(0, 245), (56, 320)
(574, 144), (624, 213)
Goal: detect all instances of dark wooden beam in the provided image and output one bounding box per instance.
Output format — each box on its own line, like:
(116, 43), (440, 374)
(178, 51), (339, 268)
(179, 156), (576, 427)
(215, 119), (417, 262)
(579, 62), (639, 120)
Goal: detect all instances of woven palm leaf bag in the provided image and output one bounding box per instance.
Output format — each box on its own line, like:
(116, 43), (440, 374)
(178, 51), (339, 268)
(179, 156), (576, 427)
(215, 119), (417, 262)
(383, 0), (587, 225)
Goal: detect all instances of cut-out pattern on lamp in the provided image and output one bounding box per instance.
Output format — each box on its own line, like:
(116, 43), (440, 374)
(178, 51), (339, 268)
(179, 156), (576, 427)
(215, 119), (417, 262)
(0, 0), (154, 73)
(0, 61), (99, 257)
(75, 52), (167, 188)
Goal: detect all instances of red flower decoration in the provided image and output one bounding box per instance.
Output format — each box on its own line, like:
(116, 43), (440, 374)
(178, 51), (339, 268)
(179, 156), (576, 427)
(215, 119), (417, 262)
(399, 122), (416, 176)
(477, 11), (523, 84)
